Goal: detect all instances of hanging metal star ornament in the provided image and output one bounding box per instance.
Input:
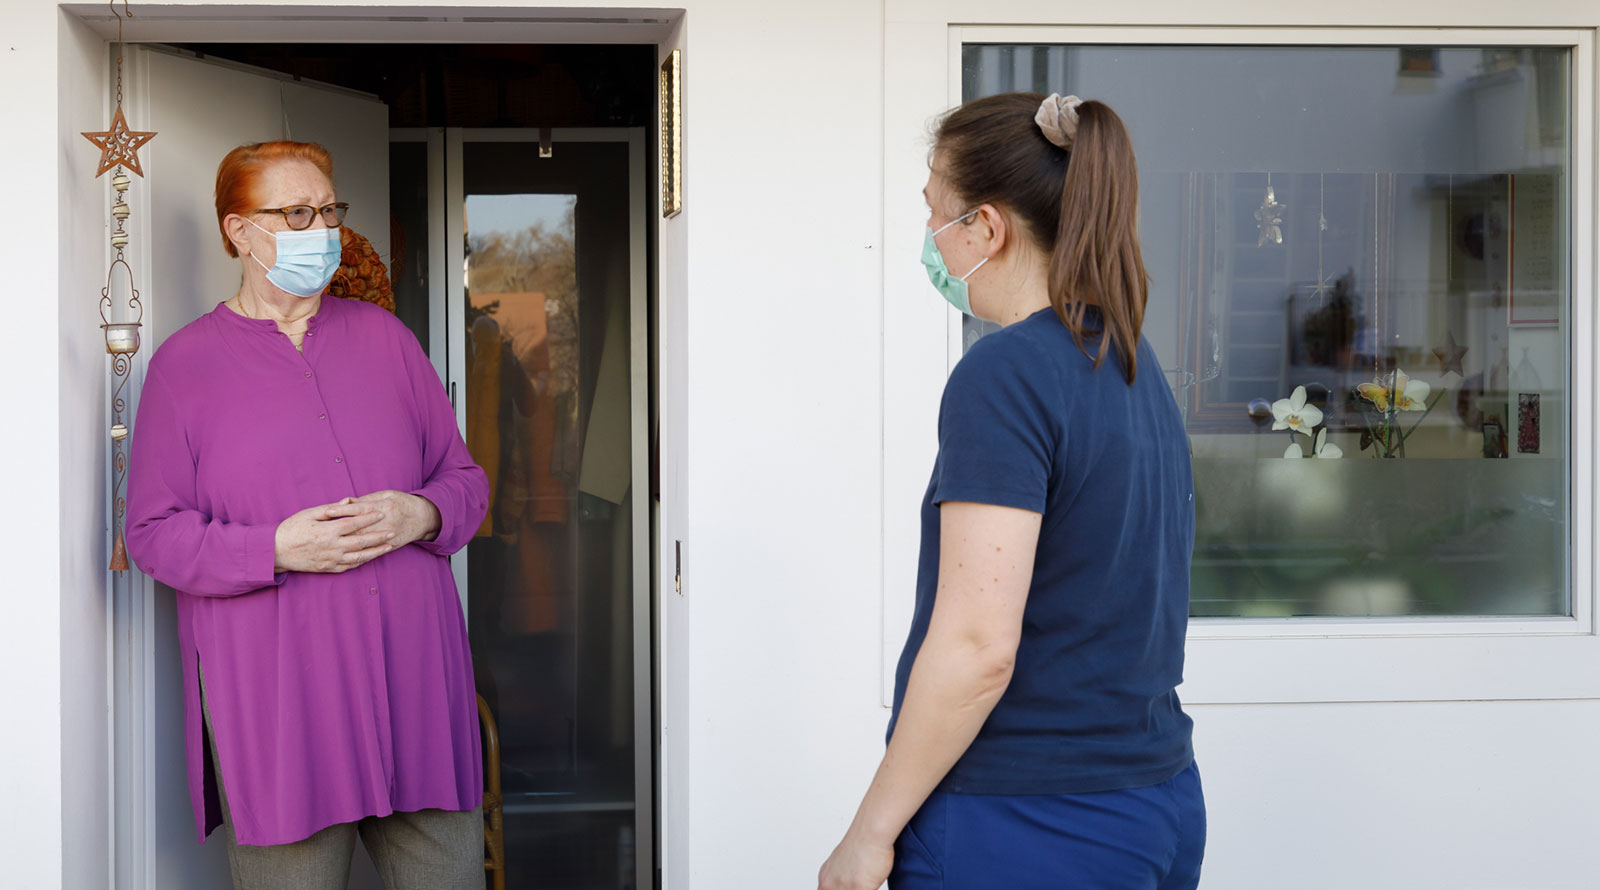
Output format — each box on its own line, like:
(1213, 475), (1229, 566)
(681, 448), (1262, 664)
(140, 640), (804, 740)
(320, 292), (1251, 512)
(82, 2), (156, 178)
(1432, 329), (1468, 376)
(1255, 179), (1286, 247)
(83, 106), (157, 178)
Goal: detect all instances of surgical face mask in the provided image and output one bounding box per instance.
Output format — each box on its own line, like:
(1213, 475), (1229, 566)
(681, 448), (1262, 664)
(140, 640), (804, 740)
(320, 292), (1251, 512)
(921, 209), (990, 316)
(246, 218), (342, 298)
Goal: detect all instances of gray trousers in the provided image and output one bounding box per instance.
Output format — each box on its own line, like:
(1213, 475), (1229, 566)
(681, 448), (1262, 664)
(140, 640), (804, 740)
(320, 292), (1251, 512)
(201, 669), (486, 890)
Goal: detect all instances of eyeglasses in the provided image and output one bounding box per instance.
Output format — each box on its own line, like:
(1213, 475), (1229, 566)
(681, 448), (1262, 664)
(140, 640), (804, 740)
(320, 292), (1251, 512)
(252, 203), (350, 230)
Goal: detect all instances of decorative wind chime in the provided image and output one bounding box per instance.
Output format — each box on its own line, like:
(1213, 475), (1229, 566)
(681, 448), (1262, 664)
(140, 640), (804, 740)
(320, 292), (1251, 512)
(82, 0), (156, 571)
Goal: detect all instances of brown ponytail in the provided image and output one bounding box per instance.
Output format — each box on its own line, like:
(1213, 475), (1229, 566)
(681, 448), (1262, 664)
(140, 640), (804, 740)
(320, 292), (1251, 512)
(934, 95), (1149, 383)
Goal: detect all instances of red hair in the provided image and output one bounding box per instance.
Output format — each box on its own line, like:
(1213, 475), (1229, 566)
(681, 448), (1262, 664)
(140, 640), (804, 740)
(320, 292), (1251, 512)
(214, 141), (336, 257)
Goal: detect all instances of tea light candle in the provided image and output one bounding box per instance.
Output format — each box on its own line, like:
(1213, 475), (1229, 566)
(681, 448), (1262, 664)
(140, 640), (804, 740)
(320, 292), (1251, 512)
(103, 323), (140, 355)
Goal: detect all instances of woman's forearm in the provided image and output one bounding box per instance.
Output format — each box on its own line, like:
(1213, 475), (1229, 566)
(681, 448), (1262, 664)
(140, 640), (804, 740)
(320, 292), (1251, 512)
(846, 635), (1015, 846)
(820, 503), (1036, 889)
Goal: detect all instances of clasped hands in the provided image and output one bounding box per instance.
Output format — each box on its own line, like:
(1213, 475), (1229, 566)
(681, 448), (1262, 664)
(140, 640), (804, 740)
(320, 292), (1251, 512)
(273, 491), (441, 574)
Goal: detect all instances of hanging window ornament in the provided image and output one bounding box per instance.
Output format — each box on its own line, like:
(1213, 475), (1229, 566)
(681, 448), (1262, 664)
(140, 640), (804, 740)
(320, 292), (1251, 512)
(1305, 173), (1338, 306)
(82, 0), (156, 573)
(1432, 328), (1468, 377)
(1429, 175), (1469, 378)
(1256, 172), (1286, 247)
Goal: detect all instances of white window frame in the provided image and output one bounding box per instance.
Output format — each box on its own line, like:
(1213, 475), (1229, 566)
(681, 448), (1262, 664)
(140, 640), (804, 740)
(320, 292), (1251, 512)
(882, 24), (1598, 705)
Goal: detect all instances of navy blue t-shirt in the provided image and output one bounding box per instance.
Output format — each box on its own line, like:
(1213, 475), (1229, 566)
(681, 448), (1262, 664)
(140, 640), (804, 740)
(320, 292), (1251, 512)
(888, 306), (1195, 796)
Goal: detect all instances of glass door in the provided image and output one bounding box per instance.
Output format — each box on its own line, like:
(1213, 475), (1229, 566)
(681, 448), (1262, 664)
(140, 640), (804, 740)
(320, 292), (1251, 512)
(444, 129), (650, 890)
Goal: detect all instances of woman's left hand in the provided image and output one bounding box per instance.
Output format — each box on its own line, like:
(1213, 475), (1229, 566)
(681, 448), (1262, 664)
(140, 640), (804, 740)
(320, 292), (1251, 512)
(349, 491), (441, 549)
(817, 830), (893, 890)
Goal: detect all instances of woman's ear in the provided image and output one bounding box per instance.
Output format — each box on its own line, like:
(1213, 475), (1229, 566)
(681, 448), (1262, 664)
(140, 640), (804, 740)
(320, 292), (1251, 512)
(224, 214), (253, 256)
(976, 203), (1008, 259)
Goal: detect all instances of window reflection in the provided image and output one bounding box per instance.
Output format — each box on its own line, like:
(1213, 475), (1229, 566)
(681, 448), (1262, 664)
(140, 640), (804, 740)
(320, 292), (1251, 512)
(463, 177), (638, 887)
(962, 44), (1570, 617)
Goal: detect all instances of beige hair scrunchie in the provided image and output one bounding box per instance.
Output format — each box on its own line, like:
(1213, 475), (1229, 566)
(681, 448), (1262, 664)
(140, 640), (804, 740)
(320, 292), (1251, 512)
(1035, 93), (1084, 150)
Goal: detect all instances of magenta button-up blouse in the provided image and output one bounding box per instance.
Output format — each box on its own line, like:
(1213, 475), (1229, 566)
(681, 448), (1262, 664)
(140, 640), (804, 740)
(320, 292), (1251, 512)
(126, 296), (489, 846)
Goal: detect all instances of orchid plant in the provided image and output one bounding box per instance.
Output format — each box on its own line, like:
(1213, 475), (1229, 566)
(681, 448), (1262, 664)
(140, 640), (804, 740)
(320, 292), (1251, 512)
(1273, 385), (1342, 459)
(1354, 369), (1442, 458)
(1273, 369), (1447, 460)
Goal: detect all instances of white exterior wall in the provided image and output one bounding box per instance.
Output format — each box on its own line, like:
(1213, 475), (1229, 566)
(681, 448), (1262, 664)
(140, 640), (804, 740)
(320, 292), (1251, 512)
(1, 6), (109, 890)
(674, 4), (887, 889)
(56, 13), (116, 890)
(1193, 700), (1600, 887)
(1, 2), (1597, 889)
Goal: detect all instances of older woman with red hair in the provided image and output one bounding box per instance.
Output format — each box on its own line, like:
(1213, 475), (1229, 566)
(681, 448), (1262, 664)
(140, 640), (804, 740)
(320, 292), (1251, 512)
(126, 141), (489, 890)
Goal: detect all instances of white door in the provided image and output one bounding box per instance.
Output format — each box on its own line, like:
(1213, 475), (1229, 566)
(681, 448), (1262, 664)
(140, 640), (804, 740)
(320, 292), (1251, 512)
(117, 44), (391, 890)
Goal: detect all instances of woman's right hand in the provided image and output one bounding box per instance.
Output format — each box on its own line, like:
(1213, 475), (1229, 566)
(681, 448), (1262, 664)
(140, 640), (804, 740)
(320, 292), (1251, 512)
(273, 499), (396, 573)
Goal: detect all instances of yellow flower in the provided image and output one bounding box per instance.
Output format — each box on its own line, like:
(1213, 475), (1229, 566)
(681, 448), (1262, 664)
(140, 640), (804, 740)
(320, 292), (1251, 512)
(1358, 370), (1430, 413)
(1357, 380), (1391, 411)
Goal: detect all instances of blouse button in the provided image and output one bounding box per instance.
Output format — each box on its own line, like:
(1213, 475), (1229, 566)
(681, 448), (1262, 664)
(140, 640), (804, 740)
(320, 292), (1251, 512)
(334, 456), (343, 463)
(368, 586), (378, 596)
(318, 413), (327, 420)
(304, 370), (313, 378)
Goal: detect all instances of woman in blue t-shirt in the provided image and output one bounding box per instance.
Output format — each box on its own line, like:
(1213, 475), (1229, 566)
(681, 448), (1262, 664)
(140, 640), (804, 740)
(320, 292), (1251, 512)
(819, 93), (1203, 890)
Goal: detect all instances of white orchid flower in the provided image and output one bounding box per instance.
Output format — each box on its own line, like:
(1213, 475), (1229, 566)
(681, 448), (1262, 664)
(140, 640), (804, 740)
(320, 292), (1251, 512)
(1284, 428), (1342, 459)
(1271, 385), (1322, 438)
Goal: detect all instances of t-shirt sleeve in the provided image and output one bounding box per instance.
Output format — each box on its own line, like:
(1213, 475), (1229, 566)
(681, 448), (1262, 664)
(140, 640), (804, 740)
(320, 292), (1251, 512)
(931, 338), (1056, 513)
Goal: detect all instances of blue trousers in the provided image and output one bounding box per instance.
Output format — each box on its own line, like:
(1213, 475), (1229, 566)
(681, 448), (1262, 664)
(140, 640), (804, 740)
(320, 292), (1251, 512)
(889, 761), (1205, 890)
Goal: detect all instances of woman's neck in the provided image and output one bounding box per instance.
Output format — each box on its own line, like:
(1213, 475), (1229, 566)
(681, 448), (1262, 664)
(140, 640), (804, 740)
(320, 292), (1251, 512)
(994, 252), (1052, 327)
(232, 280), (319, 326)
(230, 277), (320, 350)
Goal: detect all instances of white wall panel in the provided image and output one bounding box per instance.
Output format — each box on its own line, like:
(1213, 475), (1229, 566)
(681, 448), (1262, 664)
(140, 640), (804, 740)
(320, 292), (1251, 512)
(675, 1), (888, 884)
(1192, 700), (1600, 889)
(657, 18), (692, 890)
(56, 12), (114, 890)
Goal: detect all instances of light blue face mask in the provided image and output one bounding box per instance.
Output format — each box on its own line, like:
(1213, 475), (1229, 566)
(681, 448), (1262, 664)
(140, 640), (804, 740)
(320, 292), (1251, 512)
(247, 218), (342, 299)
(921, 209), (990, 316)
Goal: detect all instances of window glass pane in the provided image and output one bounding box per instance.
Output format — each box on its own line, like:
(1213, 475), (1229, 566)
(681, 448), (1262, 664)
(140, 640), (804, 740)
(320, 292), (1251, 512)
(388, 141), (431, 352)
(961, 44), (1571, 618)
(462, 141), (639, 886)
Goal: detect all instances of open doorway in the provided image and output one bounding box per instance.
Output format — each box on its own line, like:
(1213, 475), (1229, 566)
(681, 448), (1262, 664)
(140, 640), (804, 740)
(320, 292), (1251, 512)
(123, 41), (659, 890)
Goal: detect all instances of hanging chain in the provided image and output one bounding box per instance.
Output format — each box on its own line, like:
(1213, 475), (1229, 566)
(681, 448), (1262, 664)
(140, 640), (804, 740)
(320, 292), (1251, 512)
(111, 0), (130, 106)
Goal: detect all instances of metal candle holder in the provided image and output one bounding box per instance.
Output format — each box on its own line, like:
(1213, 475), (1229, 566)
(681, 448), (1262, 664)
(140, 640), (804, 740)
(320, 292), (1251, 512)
(83, 0), (155, 572)
(101, 257), (144, 572)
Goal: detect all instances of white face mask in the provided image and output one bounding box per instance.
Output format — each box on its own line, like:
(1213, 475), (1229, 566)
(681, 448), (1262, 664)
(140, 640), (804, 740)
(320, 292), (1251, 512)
(246, 218), (341, 298)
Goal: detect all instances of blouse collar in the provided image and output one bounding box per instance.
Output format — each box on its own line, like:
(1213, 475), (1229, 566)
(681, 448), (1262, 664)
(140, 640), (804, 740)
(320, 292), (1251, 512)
(212, 294), (337, 333)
